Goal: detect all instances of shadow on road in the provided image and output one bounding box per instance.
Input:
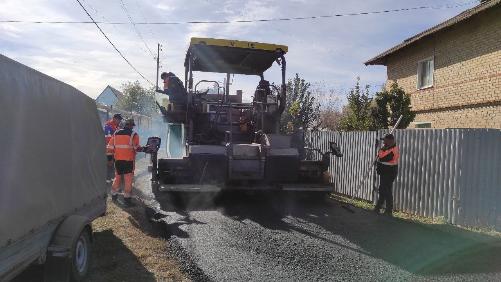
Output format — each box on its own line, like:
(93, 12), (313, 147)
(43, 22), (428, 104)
(292, 197), (501, 276)
(149, 191), (501, 276)
(288, 199), (501, 276)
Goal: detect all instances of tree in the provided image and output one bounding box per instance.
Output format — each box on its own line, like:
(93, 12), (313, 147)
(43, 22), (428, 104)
(338, 77), (373, 131)
(312, 86), (344, 131)
(280, 73), (320, 133)
(371, 82), (415, 129)
(116, 81), (156, 116)
(319, 104), (344, 131)
(370, 88), (390, 129)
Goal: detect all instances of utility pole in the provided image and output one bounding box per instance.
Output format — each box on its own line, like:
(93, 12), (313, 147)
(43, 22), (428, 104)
(225, 73), (230, 103)
(156, 43), (161, 91)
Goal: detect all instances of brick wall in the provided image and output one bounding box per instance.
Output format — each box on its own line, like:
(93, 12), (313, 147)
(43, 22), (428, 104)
(385, 6), (501, 129)
(415, 105), (501, 128)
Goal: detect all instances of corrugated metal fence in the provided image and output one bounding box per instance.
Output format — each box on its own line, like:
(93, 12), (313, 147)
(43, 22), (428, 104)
(306, 129), (501, 229)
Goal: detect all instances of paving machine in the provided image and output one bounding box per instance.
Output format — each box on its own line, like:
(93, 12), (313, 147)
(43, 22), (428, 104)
(147, 38), (342, 193)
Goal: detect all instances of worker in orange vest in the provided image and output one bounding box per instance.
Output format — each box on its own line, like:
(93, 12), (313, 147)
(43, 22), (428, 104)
(374, 134), (400, 216)
(104, 113), (123, 183)
(107, 118), (144, 206)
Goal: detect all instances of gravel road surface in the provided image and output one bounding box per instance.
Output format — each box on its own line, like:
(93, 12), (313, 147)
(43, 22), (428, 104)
(133, 157), (501, 282)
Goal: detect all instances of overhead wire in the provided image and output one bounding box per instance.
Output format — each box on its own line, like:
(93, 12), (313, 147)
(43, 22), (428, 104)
(80, 0), (122, 38)
(118, 0), (156, 59)
(133, 0), (158, 44)
(74, 0), (153, 86)
(1, 1), (478, 25)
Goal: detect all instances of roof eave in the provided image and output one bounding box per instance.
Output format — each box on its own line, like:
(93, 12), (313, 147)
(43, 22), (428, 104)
(364, 58), (386, 66)
(364, 1), (500, 67)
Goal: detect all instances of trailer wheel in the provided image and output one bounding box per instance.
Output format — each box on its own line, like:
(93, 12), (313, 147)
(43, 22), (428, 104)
(70, 229), (91, 281)
(44, 215), (92, 282)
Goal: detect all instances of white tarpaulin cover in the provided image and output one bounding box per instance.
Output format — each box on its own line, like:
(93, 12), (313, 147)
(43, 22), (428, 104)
(0, 54), (107, 248)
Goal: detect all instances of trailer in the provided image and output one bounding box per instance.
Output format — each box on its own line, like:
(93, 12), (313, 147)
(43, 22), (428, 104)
(0, 55), (107, 281)
(146, 38), (342, 194)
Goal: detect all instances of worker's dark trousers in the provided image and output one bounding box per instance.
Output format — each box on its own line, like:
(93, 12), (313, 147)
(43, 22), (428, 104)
(375, 166), (398, 213)
(107, 156), (115, 181)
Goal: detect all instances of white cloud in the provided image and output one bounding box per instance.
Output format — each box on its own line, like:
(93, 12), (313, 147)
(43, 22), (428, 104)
(0, 0), (477, 100)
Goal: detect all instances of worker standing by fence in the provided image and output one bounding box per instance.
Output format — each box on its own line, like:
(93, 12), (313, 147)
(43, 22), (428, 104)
(107, 118), (144, 206)
(104, 113), (123, 183)
(374, 134), (399, 216)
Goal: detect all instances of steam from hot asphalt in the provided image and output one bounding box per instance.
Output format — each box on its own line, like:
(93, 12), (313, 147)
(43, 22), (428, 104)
(133, 158), (501, 282)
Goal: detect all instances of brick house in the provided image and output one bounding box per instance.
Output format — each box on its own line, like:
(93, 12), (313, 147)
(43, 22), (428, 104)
(365, 0), (501, 129)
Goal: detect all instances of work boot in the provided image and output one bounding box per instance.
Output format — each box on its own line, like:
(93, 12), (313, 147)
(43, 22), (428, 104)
(123, 197), (135, 207)
(373, 206), (381, 214)
(111, 194), (118, 201)
(384, 210), (393, 217)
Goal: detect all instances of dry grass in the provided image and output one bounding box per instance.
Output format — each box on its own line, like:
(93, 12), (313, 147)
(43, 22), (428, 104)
(332, 194), (446, 225)
(332, 193), (501, 238)
(88, 199), (188, 282)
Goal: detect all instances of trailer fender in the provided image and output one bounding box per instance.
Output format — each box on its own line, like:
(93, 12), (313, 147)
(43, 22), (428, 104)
(44, 215), (92, 282)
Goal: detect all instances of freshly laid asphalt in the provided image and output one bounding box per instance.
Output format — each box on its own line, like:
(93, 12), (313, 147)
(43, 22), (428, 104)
(133, 157), (501, 282)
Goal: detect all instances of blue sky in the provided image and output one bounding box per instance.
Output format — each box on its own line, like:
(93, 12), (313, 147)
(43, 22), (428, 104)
(0, 0), (477, 102)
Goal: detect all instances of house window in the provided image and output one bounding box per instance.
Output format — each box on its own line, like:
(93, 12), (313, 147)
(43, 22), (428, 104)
(417, 57), (434, 89)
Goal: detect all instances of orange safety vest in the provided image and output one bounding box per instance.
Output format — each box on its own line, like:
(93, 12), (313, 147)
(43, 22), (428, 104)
(377, 145), (399, 166)
(107, 129), (140, 161)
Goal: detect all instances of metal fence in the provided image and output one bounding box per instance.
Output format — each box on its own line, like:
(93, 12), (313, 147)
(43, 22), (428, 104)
(306, 129), (501, 229)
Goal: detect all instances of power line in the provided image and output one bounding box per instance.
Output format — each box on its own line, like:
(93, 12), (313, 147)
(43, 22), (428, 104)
(1, 1), (477, 25)
(133, 0), (158, 41)
(81, 0), (123, 40)
(118, 0), (156, 59)
(74, 0), (153, 86)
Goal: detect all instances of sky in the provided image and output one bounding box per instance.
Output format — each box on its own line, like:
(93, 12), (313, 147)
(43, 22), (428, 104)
(0, 0), (478, 103)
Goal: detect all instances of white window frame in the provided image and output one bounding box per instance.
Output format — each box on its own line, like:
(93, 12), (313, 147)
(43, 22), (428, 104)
(416, 56), (434, 90)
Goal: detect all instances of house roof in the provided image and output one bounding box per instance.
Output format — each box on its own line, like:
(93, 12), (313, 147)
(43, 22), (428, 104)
(365, 0), (501, 66)
(107, 85), (124, 99)
(96, 85), (124, 101)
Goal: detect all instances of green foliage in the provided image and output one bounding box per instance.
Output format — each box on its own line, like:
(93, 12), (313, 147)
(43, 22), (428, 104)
(338, 78), (373, 131)
(288, 100), (301, 118)
(371, 89), (390, 129)
(116, 81), (156, 116)
(339, 79), (415, 131)
(280, 73), (320, 132)
(372, 82), (415, 129)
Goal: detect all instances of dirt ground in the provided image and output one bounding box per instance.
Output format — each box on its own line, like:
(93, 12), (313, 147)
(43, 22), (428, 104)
(87, 198), (188, 282)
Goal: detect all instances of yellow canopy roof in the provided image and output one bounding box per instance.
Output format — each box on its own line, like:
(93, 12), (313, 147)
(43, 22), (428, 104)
(185, 37), (288, 75)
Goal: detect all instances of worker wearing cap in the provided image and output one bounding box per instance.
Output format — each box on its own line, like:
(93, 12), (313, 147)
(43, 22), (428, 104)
(107, 118), (144, 206)
(160, 72), (172, 93)
(374, 134), (400, 216)
(104, 113), (123, 183)
(160, 71), (187, 104)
